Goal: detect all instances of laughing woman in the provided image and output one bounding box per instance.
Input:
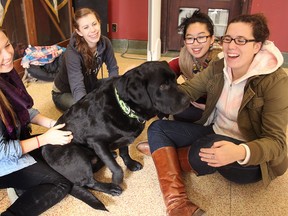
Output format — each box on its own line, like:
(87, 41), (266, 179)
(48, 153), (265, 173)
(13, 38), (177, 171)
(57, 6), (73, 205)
(0, 30), (73, 216)
(147, 13), (288, 216)
(52, 8), (119, 111)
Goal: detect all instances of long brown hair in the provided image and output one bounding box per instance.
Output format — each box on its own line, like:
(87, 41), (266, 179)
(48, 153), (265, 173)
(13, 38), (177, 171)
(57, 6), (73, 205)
(0, 29), (18, 129)
(0, 89), (18, 129)
(73, 8), (101, 70)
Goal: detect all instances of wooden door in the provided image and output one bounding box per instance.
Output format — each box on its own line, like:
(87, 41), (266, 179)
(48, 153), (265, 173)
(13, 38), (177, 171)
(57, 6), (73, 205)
(161, 0), (252, 52)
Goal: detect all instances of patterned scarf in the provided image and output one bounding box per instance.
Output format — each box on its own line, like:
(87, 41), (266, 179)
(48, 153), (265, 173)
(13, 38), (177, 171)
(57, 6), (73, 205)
(179, 46), (213, 80)
(0, 69), (33, 139)
(191, 52), (212, 74)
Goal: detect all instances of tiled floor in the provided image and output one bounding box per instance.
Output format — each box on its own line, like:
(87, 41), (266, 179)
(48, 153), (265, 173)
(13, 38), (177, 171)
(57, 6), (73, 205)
(0, 53), (287, 216)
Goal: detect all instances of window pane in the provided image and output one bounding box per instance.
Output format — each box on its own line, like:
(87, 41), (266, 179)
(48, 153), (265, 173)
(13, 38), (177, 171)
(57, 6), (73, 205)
(208, 9), (229, 37)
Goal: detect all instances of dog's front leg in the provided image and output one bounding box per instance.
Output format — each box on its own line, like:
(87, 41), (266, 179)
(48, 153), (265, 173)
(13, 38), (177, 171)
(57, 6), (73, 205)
(90, 143), (124, 185)
(119, 146), (143, 171)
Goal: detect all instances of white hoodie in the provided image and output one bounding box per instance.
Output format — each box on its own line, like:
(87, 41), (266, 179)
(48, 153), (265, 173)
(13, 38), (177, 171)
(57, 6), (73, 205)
(212, 41), (284, 141)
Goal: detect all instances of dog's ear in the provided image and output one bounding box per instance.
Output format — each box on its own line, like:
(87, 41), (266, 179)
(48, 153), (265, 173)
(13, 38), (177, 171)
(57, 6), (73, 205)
(115, 66), (142, 101)
(115, 73), (129, 101)
(115, 64), (153, 108)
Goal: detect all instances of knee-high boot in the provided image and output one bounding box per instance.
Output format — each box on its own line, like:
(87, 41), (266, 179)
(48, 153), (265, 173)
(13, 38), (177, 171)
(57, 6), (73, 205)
(151, 146), (205, 216)
(137, 143), (196, 173)
(177, 146), (197, 173)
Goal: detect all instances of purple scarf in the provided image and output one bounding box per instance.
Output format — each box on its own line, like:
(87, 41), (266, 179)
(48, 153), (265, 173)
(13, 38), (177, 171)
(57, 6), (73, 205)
(0, 69), (33, 139)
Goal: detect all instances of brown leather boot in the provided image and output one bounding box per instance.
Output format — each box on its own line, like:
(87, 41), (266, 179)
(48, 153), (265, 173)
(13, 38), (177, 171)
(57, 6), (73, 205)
(177, 146), (198, 174)
(136, 140), (151, 156)
(152, 147), (205, 216)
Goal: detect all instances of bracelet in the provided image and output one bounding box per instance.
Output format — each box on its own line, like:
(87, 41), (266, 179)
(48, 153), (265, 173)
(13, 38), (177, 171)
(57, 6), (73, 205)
(36, 136), (40, 148)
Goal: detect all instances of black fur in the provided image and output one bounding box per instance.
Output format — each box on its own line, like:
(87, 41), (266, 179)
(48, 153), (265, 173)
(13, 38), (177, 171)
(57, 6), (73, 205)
(41, 61), (190, 211)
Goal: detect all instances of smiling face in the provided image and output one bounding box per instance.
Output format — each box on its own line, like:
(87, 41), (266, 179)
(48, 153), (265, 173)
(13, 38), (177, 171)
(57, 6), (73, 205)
(184, 22), (215, 59)
(75, 13), (101, 49)
(222, 22), (262, 78)
(0, 31), (14, 73)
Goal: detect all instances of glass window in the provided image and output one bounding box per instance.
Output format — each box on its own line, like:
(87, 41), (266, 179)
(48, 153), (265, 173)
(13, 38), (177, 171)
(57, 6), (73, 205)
(208, 9), (229, 37)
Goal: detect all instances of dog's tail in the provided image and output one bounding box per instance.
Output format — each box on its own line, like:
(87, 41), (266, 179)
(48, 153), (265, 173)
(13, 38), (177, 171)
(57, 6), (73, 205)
(70, 185), (108, 211)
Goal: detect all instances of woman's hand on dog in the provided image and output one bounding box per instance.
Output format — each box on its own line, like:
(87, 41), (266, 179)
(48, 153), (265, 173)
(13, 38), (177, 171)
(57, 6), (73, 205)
(40, 123), (73, 146)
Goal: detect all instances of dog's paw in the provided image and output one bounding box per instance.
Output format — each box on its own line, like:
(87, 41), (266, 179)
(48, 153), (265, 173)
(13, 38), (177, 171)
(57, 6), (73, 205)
(109, 183), (123, 196)
(126, 160), (143, 171)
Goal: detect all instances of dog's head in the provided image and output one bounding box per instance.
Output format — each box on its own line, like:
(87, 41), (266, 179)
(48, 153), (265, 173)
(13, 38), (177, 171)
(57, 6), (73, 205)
(115, 61), (190, 120)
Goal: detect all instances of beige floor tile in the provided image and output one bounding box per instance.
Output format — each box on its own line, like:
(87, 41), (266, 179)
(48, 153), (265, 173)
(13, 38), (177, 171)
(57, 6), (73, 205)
(231, 172), (288, 216)
(0, 189), (10, 213)
(185, 173), (231, 216)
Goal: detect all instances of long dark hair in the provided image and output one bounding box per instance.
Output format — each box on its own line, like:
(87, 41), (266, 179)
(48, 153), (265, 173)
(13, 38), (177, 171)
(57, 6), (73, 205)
(0, 30), (18, 129)
(73, 8), (101, 70)
(0, 89), (18, 129)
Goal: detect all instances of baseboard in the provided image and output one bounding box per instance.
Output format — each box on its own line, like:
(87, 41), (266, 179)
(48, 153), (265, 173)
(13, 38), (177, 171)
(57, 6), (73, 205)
(111, 39), (147, 55)
(111, 39), (179, 57)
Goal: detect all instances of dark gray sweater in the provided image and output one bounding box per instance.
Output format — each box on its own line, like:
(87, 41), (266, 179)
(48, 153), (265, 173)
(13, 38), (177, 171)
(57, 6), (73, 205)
(53, 33), (119, 101)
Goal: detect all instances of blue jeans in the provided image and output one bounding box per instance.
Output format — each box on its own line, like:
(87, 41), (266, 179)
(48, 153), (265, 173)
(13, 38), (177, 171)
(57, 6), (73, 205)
(173, 104), (203, 122)
(0, 160), (72, 216)
(148, 120), (262, 184)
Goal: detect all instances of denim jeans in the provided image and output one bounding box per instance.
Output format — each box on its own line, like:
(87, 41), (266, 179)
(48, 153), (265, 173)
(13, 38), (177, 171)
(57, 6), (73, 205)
(148, 120), (262, 184)
(0, 160), (72, 216)
(173, 104), (203, 122)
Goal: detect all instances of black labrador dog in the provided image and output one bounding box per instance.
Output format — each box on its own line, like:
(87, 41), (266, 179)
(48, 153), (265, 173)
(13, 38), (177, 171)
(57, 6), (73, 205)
(42, 61), (190, 211)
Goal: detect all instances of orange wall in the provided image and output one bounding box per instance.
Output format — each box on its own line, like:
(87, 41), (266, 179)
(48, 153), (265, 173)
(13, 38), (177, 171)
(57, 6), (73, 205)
(108, 0), (287, 52)
(251, 0), (288, 52)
